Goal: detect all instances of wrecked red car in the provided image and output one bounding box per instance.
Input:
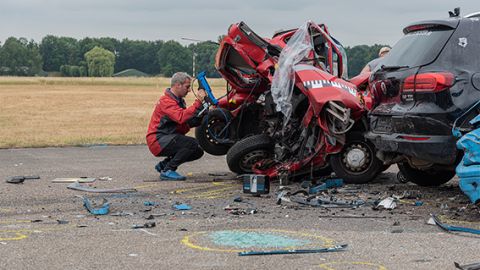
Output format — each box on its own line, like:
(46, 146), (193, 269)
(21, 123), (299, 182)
(196, 22), (373, 156)
(196, 21), (382, 183)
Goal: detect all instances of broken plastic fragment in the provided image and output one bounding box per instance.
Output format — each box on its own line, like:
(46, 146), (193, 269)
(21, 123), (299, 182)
(82, 196), (110, 215)
(173, 203), (192, 211)
(376, 197), (397, 209)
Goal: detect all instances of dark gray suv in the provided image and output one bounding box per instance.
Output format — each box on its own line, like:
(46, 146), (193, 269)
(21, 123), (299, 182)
(366, 10), (480, 186)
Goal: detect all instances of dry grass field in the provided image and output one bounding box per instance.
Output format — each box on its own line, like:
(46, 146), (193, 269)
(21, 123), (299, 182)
(0, 77), (227, 148)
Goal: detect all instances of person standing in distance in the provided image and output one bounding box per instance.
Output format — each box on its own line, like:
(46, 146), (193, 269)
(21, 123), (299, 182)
(361, 46), (391, 73)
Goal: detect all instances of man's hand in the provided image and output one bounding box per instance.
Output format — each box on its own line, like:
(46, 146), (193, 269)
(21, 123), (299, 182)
(197, 89), (207, 102)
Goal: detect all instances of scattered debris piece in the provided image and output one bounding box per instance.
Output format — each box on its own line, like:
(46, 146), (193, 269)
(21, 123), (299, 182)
(317, 215), (386, 219)
(68, 182), (137, 193)
(82, 196), (110, 215)
(110, 211), (134, 217)
(391, 229), (404, 233)
(308, 178), (344, 194)
(375, 197), (397, 210)
(145, 213), (168, 219)
(56, 220), (69, 225)
(429, 214), (480, 235)
(173, 203), (192, 211)
(143, 201), (158, 206)
(233, 196), (243, 202)
(454, 261), (480, 270)
(52, 177), (96, 183)
(224, 205), (257, 215)
(98, 176), (113, 181)
(209, 173), (228, 176)
(6, 175), (40, 184)
(238, 244), (348, 256)
(282, 192), (364, 208)
(31, 219), (43, 223)
(132, 222), (156, 229)
(414, 201), (424, 206)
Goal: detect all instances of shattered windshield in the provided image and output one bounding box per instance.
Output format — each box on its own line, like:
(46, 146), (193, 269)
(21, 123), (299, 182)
(271, 21), (312, 124)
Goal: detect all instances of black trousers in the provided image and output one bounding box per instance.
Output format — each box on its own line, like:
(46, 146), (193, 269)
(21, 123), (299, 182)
(159, 135), (204, 171)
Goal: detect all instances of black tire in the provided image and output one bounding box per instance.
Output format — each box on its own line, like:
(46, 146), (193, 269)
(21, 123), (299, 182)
(226, 134), (274, 174)
(195, 109), (232, 156)
(397, 163), (455, 186)
(330, 131), (383, 184)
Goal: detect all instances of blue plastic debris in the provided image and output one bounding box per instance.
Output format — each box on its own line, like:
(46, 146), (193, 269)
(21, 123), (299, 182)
(143, 201), (158, 206)
(82, 196), (110, 215)
(455, 118), (480, 204)
(173, 203), (192, 211)
(414, 201), (424, 206)
(430, 214), (480, 235)
(309, 178), (344, 194)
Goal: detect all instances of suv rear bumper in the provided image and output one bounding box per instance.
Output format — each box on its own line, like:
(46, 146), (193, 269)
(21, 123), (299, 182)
(365, 132), (457, 165)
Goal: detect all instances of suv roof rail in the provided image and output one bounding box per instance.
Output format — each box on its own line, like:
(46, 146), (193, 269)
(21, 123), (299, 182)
(465, 12), (480, 18)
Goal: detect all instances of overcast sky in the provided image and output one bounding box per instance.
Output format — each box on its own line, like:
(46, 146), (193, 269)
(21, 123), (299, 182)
(1, 0), (478, 47)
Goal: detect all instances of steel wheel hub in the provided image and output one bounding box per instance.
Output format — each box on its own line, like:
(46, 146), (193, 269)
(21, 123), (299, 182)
(240, 150), (269, 171)
(342, 143), (370, 172)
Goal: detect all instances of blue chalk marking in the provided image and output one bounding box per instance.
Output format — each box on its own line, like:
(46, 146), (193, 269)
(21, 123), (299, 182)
(209, 231), (311, 249)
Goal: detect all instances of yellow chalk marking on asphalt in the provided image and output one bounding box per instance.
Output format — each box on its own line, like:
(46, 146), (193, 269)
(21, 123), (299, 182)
(182, 229), (335, 253)
(0, 229), (32, 241)
(0, 224), (78, 241)
(437, 215), (480, 227)
(318, 261), (388, 270)
(173, 182), (234, 194)
(183, 186), (237, 199)
(134, 183), (161, 190)
(0, 220), (32, 225)
(182, 232), (243, 252)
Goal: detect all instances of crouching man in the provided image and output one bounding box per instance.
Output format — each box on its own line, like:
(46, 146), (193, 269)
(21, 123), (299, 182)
(146, 72), (206, 180)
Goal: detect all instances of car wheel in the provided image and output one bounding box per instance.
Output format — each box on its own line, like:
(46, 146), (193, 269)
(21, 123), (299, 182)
(195, 109), (232, 156)
(330, 132), (383, 184)
(226, 134), (274, 174)
(397, 163), (455, 186)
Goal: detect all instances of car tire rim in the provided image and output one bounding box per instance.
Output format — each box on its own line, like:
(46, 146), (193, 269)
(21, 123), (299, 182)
(341, 143), (371, 173)
(240, 150), (270, 172)
(206, 118), (227, 145)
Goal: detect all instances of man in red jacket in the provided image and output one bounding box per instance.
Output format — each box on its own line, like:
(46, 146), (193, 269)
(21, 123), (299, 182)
(146, 72), (207, 180)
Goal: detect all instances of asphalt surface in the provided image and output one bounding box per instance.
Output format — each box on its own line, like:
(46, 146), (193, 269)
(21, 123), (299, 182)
(0, 145), (479, 270)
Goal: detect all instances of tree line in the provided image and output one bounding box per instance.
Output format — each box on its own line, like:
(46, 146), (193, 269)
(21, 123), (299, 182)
(0, 35), (387, 78)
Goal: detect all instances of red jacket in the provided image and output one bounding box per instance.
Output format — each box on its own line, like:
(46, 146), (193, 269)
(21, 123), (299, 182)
(146, 89), (203, 156)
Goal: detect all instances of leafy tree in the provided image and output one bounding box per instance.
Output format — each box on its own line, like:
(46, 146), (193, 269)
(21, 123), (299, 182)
(84, 46), (115, 77)
(79, 37), (119, 60)
(115, 39), (162, 74)
(39, 35), (80, 71)
(345, 44), (390, 77)
(189, 41), (219, 78)
(157, 40), (191, 77)
(0, 37), (42, 76)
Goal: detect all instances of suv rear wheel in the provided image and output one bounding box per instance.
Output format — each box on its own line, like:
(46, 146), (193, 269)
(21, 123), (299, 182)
(397, 163), (455, 186)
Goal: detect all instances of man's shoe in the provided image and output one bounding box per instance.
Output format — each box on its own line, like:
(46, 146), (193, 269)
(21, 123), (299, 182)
(160, 170), (186, 181)
(155, 160), (167, 173)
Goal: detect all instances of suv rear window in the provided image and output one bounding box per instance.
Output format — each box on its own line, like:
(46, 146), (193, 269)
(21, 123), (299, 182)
(378, 27), (455, 70)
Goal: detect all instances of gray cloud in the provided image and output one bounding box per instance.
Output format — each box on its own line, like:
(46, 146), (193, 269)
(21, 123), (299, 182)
(1, 0), (478, 46)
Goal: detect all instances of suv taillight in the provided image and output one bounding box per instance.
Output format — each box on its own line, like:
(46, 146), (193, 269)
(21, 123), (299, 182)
(402, 72), (454, 93)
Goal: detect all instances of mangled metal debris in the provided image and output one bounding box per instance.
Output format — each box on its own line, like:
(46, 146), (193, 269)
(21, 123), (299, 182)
(238, 244), (348, 256)
(67, 181), (137, 193)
